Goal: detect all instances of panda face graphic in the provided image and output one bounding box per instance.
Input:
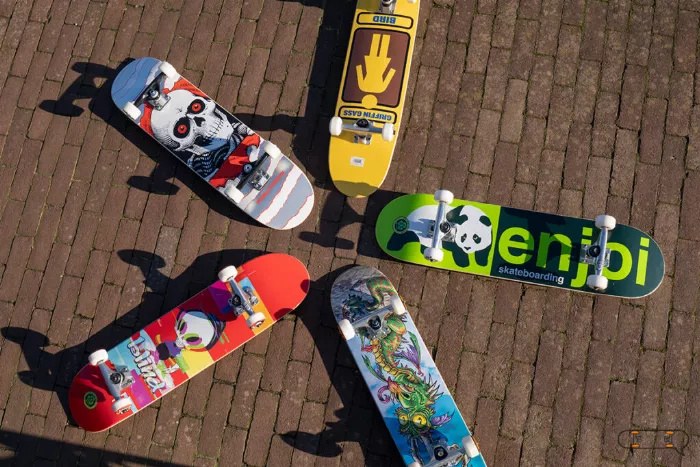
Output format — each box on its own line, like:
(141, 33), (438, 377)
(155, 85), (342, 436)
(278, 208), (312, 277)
(451, 205), (493, 254)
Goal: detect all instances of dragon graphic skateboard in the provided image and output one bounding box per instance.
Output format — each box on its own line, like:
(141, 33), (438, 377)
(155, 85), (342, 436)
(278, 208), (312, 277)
(112, 57), (314, 230)
(68, 254), (310, 432)
(328, 0), (419, 198)
(331, 266), (487, 467)
(376, 190), (665, 298)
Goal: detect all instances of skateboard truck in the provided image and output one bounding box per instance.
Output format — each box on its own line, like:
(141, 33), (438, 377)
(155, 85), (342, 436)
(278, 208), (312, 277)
(407, 434), (482, 467)
(87, 350), (135, 415)
(121, 61), (181, 120)
(218, 266), (266, 328)
(379, 0), (417, 14)
(424, 190), (455, 263)
(337, 294), (407, 341)
(329, 117), (395, 145)
(222, 141), (282, 204)
(580, 214), (616, 291)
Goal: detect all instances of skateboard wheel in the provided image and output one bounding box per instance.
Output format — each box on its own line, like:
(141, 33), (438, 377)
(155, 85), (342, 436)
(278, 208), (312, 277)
(224, 183), (245, 204)
(463, 435), (480, 458)
(338, 319), (356, 340)
(424, 247), (444, 263)
(595, 214), (616, 230)
(407, 463), (420, 467)
(122, 101), (141, 120)
(246, 312), (266, 329)
(408, 0), (417, 3)
(158, 61), (180, 80)
(382, 123), (394, 142)
(390, 294), (406, 316)
(329, 117), (343, 136)
(112, 397), (132, 415)
(88, 349), (109, 366)
(261, 141), (281, 160)
(218, 266), (238, 283)
(434, 189), (454, 204)
(587, 274), (608, 291)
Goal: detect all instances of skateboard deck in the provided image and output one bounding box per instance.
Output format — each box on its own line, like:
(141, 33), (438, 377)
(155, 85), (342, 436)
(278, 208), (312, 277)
(112, 57), (314, 230)
(376, 193), (665, 298)
(328, 0), (419, 198)
(331, 266), (487, 467)
(68, 253), (310, 432)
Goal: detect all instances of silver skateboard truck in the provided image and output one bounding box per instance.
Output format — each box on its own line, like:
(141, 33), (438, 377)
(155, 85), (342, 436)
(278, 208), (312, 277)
(380, 0), (417, 14)
(409, 435), (482, 467)
(329, 117), (395, 145)
(218, 266), (266, 328)
(580, 214), (617, 291)
(424, 189), (455, 263)
(222, 140), (282, 204)
(337, 294), (407, 341)
(121, 61), (181, 120)
(87, 350), (135, 414)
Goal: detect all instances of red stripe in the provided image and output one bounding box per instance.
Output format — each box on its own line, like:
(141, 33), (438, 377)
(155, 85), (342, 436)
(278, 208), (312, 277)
(257, 171), (285, 204)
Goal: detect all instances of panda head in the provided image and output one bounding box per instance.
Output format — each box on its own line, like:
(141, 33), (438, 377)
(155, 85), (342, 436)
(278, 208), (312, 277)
(447, 205), (493, 254)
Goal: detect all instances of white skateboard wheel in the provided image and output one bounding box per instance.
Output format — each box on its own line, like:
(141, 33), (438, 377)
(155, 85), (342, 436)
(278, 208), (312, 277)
(407, 463), (420, 467)
(463, 435), (480, 458)
(408, 0), (417, 3)
(122, 102), (141, 120)
(88, 349), (109, 366)
(158, 61), (180, 80)
(329, 117), (343, 136)
(338, 319), (356, 340)
(112, 397), (132, 414)
(261, 141), (281, 160)
(224, 183), (245, 204)
(424, 247), (444, 263)
(587, 274), (608, 291)
(218, 266), (238, 283)
(390, 294), (406, 316)
(594, 214), (616, 230)
(246, 312), (266, 329)
(434, 189), (454, 204)
(382, 122), (394, 142)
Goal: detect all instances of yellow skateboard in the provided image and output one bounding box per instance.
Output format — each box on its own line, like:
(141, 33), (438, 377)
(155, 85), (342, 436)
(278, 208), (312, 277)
(329, 0), (419, 198)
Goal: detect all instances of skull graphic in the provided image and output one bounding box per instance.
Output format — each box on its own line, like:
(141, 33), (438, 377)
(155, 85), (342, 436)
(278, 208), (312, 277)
(149, 89), (254, 178)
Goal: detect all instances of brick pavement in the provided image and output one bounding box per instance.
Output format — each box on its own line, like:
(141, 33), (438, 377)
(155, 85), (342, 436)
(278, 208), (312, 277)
(0, 0), (698, 465)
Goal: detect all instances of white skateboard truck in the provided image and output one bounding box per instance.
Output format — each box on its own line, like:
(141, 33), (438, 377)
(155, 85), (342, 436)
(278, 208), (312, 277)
(218, 266), (266, 328)
(222, 140), (282, 204)
(580, 215), (617, 291)
(86, 350), (135, 414)
(424, 189), (455, 263)
(337, 293), (407, 341)
(329, 117), (395, 145)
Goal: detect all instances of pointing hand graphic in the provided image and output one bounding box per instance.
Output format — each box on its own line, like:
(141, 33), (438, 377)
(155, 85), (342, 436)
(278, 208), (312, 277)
(356, 34), (396, 94)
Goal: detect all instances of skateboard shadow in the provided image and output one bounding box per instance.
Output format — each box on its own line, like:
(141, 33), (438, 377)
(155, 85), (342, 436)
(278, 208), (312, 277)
(37, 60), (271, 230)
(0, 427), (187, 465)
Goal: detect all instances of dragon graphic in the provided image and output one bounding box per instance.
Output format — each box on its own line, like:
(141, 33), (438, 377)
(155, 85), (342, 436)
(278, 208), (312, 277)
(343, 277), (458, 464)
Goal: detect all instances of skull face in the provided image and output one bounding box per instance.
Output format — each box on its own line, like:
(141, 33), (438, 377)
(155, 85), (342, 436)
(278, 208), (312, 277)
(452, 205), (493, 254)
(150, 89), (235, 156)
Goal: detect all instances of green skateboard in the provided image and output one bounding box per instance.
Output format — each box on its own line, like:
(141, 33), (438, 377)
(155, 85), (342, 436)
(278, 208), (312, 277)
(376, 191), (665, 298)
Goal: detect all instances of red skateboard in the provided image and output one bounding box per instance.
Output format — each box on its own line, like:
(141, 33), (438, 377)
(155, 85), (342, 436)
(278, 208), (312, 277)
(68, 253), (310, 432)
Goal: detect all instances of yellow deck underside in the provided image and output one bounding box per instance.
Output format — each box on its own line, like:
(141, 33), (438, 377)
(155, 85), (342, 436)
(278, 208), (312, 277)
(329, 0), (419, 198)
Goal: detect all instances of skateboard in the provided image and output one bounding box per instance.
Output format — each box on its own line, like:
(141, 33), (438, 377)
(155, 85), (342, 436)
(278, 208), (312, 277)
(68, 253), (310, 432)
(331, 266), (487, 467)
(328, 0), (419, 198)
(111, 57), (314, 230)
(376, 190), (665, 298)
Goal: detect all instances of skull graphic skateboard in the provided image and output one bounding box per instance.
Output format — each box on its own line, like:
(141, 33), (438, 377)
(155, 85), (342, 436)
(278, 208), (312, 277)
(112, 57), (314, 230)
(376, 191), (665, 298)
(331, 266), (487, 467)
(328, 0), (419, 198)
(68, 253), (310, 432)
